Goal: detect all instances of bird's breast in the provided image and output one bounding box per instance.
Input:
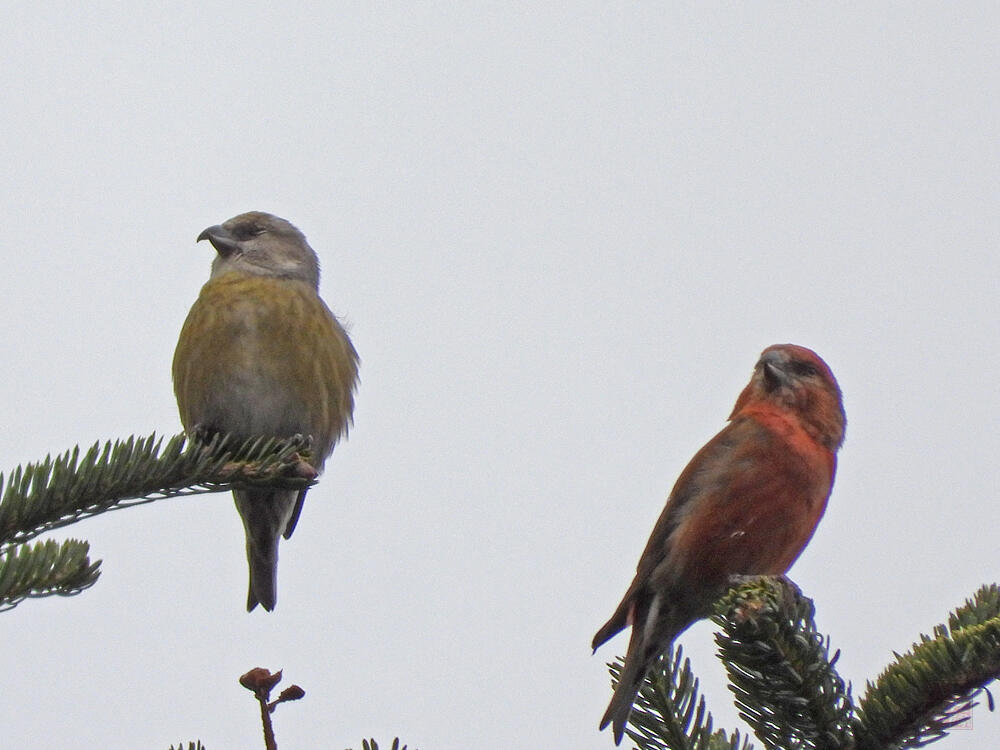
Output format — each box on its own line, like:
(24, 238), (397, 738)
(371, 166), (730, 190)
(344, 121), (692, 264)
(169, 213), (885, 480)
(659, 413), (835, 588)
(173, 273), (359, 464)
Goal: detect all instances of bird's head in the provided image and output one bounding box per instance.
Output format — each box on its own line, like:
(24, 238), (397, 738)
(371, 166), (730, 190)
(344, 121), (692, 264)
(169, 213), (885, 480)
(199, 211), (320, 288)
(731, 344), (846, 452)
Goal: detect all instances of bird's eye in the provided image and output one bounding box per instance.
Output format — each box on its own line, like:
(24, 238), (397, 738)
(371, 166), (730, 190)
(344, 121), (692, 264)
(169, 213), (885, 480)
(794, 362), (819, 377)
(233, 225), (265, 240)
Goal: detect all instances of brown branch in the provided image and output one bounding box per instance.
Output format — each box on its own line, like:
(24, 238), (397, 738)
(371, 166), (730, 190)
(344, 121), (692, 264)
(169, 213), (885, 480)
(239, 667), (306, 750)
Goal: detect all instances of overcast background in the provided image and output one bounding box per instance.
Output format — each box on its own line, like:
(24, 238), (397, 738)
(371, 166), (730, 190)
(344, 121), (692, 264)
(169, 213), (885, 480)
(1, 3), (998, 749)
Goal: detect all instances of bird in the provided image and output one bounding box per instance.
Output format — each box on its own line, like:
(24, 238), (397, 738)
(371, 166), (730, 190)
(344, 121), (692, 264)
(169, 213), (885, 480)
(173, 211), (359, 612)
(592, 344), (845, 744)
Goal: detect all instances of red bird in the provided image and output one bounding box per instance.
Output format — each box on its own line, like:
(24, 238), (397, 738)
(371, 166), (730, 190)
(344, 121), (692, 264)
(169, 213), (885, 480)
(593, 344), (846, 744)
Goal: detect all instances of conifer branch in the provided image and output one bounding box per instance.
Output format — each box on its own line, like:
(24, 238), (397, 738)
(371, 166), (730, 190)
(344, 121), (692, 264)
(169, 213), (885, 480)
(0, 432), (316, 554)
(356, 740), (413, 750)
(948, 583), (1000, 630)
(606, 579), (999, 750)
(610, 646), (753, 750)
(853, 584), (1000, 750)
(0, 538), (100, 610)
(711, 576), (854, 750)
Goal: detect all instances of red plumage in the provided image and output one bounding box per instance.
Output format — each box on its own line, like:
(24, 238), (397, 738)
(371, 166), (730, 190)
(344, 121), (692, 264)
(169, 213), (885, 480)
(593, 344), (846, 744)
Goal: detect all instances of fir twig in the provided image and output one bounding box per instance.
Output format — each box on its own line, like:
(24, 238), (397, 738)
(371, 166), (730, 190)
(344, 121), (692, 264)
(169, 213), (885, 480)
(0, 538), (100, 610)
(948, 583), (1000, 630)
(610, 646), (753, 750)
(853, 584), (1000, 750)
(357, 741), (412, 750)
(239, 667), (306, 750)
(0, 432), (316, 553)
(712, 576), (853, 750)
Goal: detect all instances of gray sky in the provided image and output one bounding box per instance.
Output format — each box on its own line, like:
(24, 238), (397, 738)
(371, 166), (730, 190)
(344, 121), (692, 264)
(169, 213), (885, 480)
(2, 3), (998, 748)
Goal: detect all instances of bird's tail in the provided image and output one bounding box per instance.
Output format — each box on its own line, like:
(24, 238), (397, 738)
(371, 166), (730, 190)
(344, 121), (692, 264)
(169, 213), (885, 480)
(233, 489), (300, 612)
(597, 592), (698, 745)
(599, 614), (655, 745)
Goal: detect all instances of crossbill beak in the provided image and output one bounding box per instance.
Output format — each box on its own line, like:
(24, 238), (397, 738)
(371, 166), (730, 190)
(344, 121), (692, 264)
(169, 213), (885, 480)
(759, 350), (788, 391)
(197, 224), (241, 258)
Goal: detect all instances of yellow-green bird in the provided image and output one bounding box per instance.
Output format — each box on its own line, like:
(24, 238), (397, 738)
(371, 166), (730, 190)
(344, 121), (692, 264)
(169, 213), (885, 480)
(173, 211), (359, 612)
